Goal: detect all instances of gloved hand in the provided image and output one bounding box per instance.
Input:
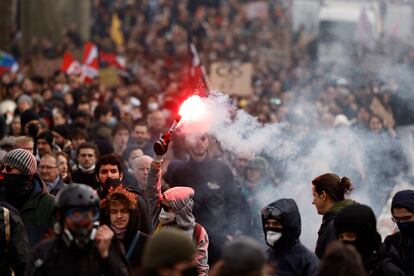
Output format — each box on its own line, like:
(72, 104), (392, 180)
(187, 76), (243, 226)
(153, 132), (171, 156)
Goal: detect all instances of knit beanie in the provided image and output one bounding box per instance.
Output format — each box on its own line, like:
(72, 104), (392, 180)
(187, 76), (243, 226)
(143, 228), (196, 268)
(391, 190), (414, 213)
(37, 130), (54, 148)
(52, 125), (70, 140)
(2, 148), (37, 175)
(20, 109), (39, 128)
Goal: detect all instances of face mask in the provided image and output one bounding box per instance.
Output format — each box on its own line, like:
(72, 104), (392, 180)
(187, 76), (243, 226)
(397, 222), (414, 237)
(159, 208), (176, 225)
(28, 124), (39, 137)
(3, 174), (33, 197)
(107, 117), (118, 127)
(63, 221), (99, 249)
(266, 231), (282, 247)
(181, 266), (198, 276)
(99, 178), (122, 198)
(147, 102), (159, 111)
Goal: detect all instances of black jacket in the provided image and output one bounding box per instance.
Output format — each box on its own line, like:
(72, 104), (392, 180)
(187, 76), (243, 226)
(168, 157), (240, 264)
(315, 199), (354, 258)
(264, 199), (320, 276)
(71, 169), (100, 190)
(384, 232), (414, 276)
(0, 202), (30, 276)
(26, 236), (129, 276)
(0, 175), (55, 246)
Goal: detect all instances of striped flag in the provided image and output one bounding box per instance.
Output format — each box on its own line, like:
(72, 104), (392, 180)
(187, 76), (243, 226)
(0, 51), (19, 76)
(80, 42), (99, 83)
(60, 51), (81, 75)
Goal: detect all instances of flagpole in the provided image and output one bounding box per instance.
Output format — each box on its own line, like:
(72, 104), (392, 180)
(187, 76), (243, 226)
(189, 42), (211, 93)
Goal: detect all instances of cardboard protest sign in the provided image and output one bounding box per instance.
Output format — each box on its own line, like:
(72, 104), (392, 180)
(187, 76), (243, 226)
(209, 62), (253, 96)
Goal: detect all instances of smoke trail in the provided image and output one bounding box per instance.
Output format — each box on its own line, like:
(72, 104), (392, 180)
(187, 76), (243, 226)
(177, 91), (406, 249)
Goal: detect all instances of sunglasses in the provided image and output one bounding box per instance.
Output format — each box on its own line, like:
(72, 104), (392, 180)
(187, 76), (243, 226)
(161, 203), (172, 212)
(261, 206), (282, 220)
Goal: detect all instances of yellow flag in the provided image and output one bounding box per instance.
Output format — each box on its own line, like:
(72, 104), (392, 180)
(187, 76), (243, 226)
(110, 13), (124, 47)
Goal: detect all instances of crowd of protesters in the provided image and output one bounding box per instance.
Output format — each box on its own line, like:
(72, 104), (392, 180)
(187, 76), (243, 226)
(1, 0), (414, 275)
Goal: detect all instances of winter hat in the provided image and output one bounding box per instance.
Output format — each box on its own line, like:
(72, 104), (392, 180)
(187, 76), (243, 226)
(163, 186), (195, 211)
(37, 130), (54, 148)
(0, 136), (16, 151)
(391, 190), (414, 213)
(334, 114), (350, 128)
(20, 109), (39, 128)
(2, 148), (37, 175)
(17, 94), (33, 107)
(221, 236), (266, 274)
(52, 125), (70, 140)
(143, 228), (196, 268)
(247, 156), (268, 170)
(334, 204), (376, 236)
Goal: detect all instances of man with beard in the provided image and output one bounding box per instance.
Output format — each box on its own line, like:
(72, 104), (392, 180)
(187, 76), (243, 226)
(0, 149), (55, 246)
(94, 154), (152, 235)
(26, 184), (129, 276)
(168, 133), (240, 265)
(384, 190), (414, 275)
(335, 204), (405, 276)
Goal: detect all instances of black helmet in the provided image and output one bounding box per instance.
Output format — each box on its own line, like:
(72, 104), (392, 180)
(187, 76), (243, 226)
(56, 183), (99, 210)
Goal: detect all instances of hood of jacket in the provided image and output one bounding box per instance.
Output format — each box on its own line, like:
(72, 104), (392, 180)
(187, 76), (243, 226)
(262, 198), (301, 249)
(163, 186), (196, 230)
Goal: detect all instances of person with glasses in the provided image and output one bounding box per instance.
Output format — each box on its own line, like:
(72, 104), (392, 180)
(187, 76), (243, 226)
(27, 184), (129, 276)
(261, 199), (319, 276)
(0, 148), (55, 246)
(39, 153), (66, 196)
(384, 190), (414, 275)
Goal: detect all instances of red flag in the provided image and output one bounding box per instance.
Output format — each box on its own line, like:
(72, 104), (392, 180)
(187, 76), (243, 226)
(99, 51), (125, 69)
(60, 52), (81, 75)
(81, 42), (99, 83)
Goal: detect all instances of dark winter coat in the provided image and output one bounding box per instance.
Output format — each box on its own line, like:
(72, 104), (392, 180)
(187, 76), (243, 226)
(0, 175), (55, 246)
(0, 202), (30, 276)
(315, 199), (354, 258)
(264, 199), (320, 276)
(168, 157), (240, 264)
(26, 236), (129, 276)
(71, 169), (100, 190)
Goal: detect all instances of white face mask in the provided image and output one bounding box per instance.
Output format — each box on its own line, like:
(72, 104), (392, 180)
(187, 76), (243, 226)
(159, 208), (176, 225)
(266, 231), (282, 246)
(147, 102), (159, 111)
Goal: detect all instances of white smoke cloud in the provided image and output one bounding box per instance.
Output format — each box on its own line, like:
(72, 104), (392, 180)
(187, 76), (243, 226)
(176, 91), (406, 249)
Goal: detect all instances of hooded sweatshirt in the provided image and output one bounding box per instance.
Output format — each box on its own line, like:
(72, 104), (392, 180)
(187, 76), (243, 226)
(262, 198), (319, 276)
(146, 161), (209, 276)
(384, 190), (414, 275)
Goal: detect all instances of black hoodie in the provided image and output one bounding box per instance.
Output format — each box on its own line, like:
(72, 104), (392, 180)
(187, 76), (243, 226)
(262, 198), (319, 276)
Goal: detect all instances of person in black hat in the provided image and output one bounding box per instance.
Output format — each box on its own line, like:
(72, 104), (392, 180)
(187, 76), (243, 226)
(384, 190), (414, 275)
(261, 198), (319, 276)
(335, 204), (405, 276)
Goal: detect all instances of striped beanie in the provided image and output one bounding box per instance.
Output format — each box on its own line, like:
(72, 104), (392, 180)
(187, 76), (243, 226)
(2, 149), (37, 175)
